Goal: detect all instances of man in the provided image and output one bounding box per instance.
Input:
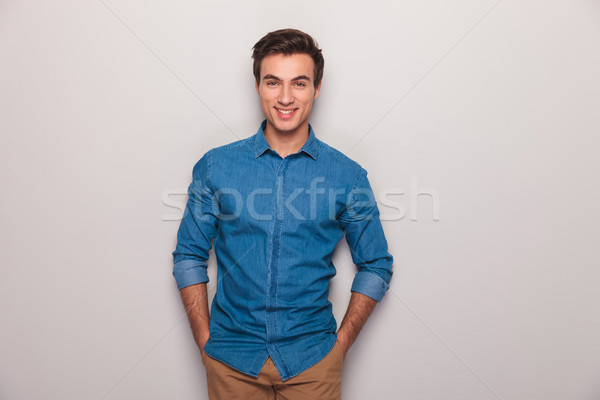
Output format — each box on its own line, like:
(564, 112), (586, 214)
(173, 28), (393, 399)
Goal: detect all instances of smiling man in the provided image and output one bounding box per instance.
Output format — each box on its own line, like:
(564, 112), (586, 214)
(173, 29), (393, 400)
(258, 53), (318, 149)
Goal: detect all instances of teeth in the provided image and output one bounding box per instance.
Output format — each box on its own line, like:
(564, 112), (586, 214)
(277, 109), (294, 115)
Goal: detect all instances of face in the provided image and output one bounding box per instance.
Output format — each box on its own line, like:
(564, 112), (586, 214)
(255, 53), (321, 138)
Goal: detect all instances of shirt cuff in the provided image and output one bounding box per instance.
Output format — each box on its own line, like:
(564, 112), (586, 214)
(350, 270), (390, 302)
(173, 259), (209, 290)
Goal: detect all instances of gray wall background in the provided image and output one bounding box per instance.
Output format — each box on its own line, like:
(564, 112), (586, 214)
(2, 1), (599, 399)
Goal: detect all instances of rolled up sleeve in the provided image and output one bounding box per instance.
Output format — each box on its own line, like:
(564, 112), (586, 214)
(172, 150), (219, 290)
(339, 167), (393, 302)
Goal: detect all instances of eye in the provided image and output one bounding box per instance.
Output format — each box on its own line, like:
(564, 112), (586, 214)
(266, 81), (278, 86)
(294, 82), (307, 87)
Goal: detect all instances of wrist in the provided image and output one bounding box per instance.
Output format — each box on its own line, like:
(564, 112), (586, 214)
(336, 331), (348, 350)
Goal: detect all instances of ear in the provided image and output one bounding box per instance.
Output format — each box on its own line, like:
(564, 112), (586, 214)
(313, 82), (321, 99)
(255, 80), (260, 94)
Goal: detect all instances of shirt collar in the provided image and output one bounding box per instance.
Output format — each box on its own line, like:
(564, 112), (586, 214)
(254, 120), (319, 160)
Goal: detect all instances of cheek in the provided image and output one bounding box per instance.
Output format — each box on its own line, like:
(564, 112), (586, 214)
(302, 95), (315, 108)
(260, 92), (277, 104)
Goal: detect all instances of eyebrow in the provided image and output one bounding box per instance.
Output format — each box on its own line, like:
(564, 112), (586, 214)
(262, 74), (311, 82)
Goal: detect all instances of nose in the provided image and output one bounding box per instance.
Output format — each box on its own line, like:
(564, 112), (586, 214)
(278, 83), (294, 106)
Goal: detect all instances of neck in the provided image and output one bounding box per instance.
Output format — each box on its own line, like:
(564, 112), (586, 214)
(263, 121), (310, 158)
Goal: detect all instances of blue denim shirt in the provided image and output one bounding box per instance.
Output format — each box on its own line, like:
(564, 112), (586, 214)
(173, 121), (393, 381)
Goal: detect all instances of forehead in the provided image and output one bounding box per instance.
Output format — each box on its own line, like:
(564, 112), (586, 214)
(260, 53), (315, 80)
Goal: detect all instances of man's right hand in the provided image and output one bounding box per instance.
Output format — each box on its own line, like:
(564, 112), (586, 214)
(180, 283), (211, 353)
(198, 330), (210, 352)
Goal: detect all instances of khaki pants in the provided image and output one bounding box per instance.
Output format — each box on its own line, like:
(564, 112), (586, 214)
(201, 341), (344, 400)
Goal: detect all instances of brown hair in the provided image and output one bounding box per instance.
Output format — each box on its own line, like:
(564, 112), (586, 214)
(252, 28), (324, 88)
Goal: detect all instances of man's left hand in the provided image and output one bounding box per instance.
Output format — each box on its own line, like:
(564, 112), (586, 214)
(336, 331), (350, 361)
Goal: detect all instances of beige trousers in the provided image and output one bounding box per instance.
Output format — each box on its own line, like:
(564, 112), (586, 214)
(201, 341), (344, 400)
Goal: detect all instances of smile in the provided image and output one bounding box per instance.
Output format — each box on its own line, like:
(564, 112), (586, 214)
(275, 107), (297, 116)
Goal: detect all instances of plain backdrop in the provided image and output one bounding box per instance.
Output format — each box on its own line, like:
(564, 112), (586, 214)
(1, 1), (600, 399)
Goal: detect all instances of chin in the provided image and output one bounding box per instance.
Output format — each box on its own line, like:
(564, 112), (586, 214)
(269, 117), (298, 132)
(280, 123), (305, 134)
